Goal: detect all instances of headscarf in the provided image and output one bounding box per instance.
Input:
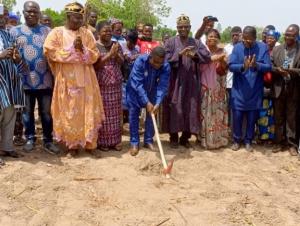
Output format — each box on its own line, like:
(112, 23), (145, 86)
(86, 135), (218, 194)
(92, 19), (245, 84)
(176, 14), (190, 24)
(65, 1), (85, 15)
(266, 30), (281, 41)
(109, 17), (123, 29)
(9, 11), (20, 21)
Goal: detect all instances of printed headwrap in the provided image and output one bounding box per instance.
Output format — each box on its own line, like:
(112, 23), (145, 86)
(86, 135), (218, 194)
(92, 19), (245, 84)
(9, 11), (20, 21)
(266, 30), (281, 41)
(176, 14), (190, 23)
(109, 17), (123, 29)
(65, 1), (84, 15)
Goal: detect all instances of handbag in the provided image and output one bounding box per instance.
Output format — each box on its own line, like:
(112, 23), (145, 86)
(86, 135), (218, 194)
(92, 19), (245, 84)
(216, 62), (226, 76)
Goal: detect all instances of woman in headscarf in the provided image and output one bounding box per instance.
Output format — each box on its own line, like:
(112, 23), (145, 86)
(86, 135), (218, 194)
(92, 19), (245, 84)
(257, 30), (281, 147)
(109, 17), (126, 45)
(94, 21), (124, 151)
(198, 28), (229, 149)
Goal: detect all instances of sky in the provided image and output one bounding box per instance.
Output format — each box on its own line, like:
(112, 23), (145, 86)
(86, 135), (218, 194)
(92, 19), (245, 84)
(13, 0), (300, 33)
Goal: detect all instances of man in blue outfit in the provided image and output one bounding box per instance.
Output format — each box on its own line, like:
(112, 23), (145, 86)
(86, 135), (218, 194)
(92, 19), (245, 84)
(126, 46), (170, 156)
(10, 1), (59, 154)
(229, 26), (271, 152)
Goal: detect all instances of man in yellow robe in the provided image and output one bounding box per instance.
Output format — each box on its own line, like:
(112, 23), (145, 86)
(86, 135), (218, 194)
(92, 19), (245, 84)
(43, 2), (104, 157)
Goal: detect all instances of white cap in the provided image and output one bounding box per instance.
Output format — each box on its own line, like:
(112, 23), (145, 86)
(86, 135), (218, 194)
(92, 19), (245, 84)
(0, 4), (4, 16)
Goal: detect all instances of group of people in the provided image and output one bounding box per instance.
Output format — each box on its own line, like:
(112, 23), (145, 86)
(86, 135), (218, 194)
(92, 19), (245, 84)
(0, 1), (300, 166)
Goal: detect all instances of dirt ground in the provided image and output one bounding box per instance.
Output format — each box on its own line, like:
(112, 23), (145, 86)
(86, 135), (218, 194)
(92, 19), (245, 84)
(1, 122), (300, 226)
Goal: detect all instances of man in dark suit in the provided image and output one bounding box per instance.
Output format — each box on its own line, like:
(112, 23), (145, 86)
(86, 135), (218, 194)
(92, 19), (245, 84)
(271, 24), (300, 157)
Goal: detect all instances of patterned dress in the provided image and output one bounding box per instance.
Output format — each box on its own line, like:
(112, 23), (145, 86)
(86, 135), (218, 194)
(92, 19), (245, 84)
(198, 48), (229, 149)
(161, 36), (211, 134)
(43, 26), (105, 149)
(96, 42), (123, 147)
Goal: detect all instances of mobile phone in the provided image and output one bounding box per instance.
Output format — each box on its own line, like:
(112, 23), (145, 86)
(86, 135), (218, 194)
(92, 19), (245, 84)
(208, 16), (218, 22)
(145, 37), (152, 42)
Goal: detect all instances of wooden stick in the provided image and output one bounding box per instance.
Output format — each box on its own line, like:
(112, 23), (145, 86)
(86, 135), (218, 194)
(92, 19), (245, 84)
(155, 217), (170, 226)
(12, 186), (28, 199)
(25, 205), (45, 215)
(73, 177), (104, 181)
(171, 203), (187, 225)
(151, 114), (171, 179)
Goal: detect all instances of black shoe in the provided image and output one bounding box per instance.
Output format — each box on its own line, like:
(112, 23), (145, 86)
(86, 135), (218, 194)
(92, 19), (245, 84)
(44, 142), (60, 155)
(179, 140), (192, 148)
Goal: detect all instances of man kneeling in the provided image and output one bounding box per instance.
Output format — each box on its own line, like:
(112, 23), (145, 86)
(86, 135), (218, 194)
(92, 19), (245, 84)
(126, 46), (170, 156)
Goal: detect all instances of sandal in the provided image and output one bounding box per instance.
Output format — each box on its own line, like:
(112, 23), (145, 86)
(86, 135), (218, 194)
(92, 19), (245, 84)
(0, 150), (24, 158)
(86, 149), (101, 158)
(114, 143), (122, 151)
(13, 137), (25, 146)
(169, 140), (178, 149)
(99, 146), (109, 152)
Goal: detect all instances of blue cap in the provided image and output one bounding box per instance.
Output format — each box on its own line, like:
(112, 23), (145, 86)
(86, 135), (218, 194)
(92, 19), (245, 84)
(9, 11), (20, 21)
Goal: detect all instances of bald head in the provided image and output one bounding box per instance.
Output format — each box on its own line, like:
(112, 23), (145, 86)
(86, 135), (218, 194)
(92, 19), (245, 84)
(23, 1), (40, 28)
(24, 1), (40, 10)
(287, 24), (300, 34)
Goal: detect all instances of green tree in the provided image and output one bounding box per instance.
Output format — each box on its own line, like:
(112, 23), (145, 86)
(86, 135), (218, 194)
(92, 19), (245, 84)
(0, 0), (16, 10)
(86, 0), (171, 28)
(254, 25), (264, 40)
(153, 25), (176, 40)
(42, 8), (66, 27)
(221, 26), (231, 43)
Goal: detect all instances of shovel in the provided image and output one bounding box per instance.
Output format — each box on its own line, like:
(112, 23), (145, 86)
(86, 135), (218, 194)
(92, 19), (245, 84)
(151, 113), (173, 179)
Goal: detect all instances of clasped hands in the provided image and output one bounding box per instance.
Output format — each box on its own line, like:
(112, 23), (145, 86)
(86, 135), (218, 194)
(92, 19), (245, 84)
(108, 42), (119, 58)
(242, 54), (257, 70)
(180, 46), (196, 58)
(74, 36), (84, 52)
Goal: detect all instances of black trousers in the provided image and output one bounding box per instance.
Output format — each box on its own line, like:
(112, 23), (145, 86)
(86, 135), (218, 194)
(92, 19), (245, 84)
(273, 84), (299, 147)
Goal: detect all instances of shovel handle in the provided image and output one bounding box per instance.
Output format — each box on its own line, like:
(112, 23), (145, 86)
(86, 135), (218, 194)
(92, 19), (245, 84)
(151, 114), (171, 179)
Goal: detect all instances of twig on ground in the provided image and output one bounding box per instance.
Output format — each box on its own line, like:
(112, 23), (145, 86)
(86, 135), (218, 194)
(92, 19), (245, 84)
(25, 204), (45, 215)
(155, 217), (170, 226)
(12, 186), (29, 199)
(249, 181), (260, 189)
(244, 217), (255, 226)
(171, 203), (187, 225)
(73, 177), (104, 181)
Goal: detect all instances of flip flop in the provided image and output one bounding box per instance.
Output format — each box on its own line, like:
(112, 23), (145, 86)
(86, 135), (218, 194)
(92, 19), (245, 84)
(114, 143), (123, 151)
(99, 146), (109, 152)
